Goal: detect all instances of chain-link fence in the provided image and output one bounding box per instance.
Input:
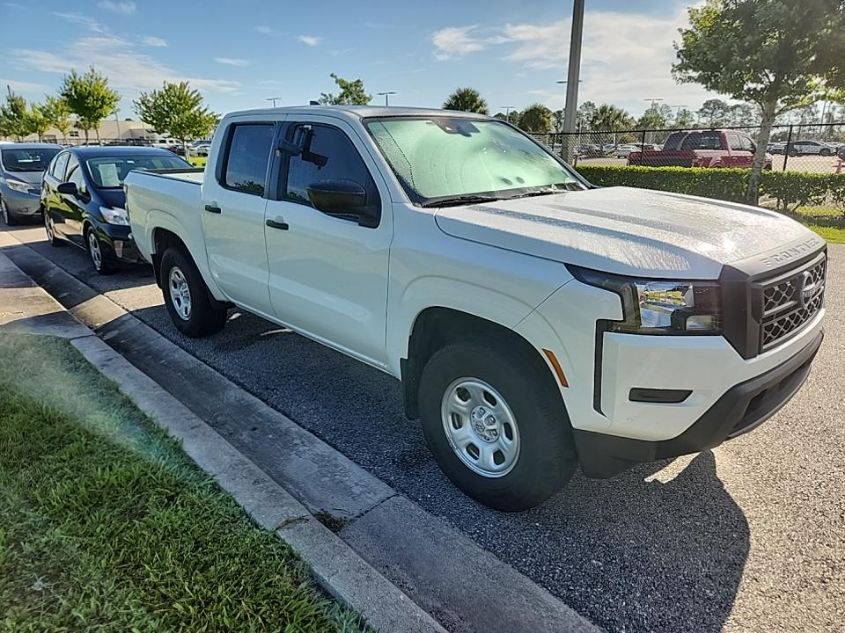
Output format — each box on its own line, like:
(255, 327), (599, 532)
(534, 122), (845, 174)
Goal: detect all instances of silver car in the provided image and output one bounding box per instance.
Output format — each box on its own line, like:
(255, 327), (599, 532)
(0, 143), (61, 225)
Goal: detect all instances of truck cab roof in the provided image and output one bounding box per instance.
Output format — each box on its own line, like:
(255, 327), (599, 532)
(223, 105), (491, 122)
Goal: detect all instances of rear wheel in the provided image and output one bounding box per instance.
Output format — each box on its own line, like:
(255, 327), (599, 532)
(160, 246), (227, 337)
(1, 198), (18, 226)
(820, 148), (832, 156)
(418, 341), (577, 511)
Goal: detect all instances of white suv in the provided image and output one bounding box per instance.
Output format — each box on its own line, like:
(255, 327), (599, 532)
(125, 106), (826, 510)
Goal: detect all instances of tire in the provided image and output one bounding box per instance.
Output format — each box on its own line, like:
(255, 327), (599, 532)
(44, 210), (64, 247)
(1, 198), (18, 226)
(788, 149), (798, 157)
(820, 148), (832, 156)
(85, 227), (116, 275)
(160, 246), (227, 338)
(418, 341), (577, 511)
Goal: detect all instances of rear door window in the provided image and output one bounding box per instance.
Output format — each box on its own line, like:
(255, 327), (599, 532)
(52, 152), (70, 180)
(221, 123), (275, 196)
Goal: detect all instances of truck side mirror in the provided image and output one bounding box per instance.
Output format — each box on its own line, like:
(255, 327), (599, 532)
(306, 179), (379, 228)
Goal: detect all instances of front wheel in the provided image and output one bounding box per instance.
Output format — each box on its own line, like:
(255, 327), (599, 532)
(86, 227), (116, 274)
(418, 341), (577, 511)
(160, 247), (227, 337)
(820, 148), (832, 156)
(1, 198), (18, 226)
(44, 210), (64, 246)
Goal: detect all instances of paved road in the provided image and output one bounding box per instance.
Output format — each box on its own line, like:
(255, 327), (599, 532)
(3, 224), (843, 633)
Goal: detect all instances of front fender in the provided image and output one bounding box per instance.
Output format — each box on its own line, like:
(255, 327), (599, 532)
(386, 276), (546, 377)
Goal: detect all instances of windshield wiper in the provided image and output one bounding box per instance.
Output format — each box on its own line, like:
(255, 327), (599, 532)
(420, 194), (504, 208)
(504, 183), (583, 200)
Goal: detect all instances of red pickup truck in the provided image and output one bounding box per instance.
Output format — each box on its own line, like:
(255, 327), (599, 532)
(628, 129), (773, 169)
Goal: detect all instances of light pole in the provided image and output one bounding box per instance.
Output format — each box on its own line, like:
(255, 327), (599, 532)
(501, 105), (515, 122)
(643, 97), (664, 110)
(561, 0), (585, 162)
(266, 97), (282, 107)
(669, 104), (688, 127)
(378, 91), (397, 106)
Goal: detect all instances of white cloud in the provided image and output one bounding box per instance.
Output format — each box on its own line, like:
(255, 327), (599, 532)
(432, 25), (489, 60)
(97, 1), (136, 14)
(142, 36), (167, 47)
(11, 36), (240, 95)
(432, 8), (725, 114)
(53, 12), (106, 33)
(215, 57), (251, 67)
(0, 78), (49, 94)
(255, 25), (274, 35)
(297, 35), (320, 47)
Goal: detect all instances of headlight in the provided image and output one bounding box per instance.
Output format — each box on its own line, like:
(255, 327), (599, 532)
(6, 179), (33, 193)
(569, 266), (721, 334)
(99, 206), (129, 226)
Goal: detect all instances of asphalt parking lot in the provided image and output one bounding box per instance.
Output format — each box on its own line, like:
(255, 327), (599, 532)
(2, 224), (843, 633)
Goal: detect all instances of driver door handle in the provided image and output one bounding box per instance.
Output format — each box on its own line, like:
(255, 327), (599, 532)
(204, 204), (222, 214)
(266, 218), (289, 231)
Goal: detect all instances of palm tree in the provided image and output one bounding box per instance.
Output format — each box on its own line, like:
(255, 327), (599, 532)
(518, 103), (553, 134)
(589, 104), (634, 131)
(443, 88), (488, 114)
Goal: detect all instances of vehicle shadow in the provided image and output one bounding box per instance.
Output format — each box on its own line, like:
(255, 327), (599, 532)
(515, 451), (750, 632)
(101, 301), (749, 633)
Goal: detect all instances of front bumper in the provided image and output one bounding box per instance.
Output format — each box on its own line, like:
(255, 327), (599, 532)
(2, 187), (41, 215)
(95, 224), (146, 264)
(574, 329), (823, 477)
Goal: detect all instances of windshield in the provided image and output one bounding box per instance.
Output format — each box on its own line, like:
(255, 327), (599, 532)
(85, 155), (191, 188)
(1, 147), (60, 173)
(365, 117), (582, 205)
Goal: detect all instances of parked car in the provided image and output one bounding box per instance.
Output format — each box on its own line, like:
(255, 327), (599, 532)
(189, 143), (212, 157)
(785, 140), (837, 156)
(0, 143), (61, 225)
(41, 146), (192, 273)
(125, 106), (826, 511)
(628, 129), (772, 169)
(576, 144), (603, 158)
(613, 143), (656, 158)
(167, 144), (187, 156)
(767, 142), (786, 154)
(837, 145), (845, 160)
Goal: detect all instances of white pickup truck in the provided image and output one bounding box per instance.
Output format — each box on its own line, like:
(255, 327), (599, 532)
(125, 106), (826, 511)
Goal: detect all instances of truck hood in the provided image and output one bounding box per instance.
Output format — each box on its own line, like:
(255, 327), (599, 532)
(434, 186), (822, 279)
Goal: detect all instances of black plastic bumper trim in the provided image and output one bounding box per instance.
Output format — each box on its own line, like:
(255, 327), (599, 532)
(628, 388), (692, 404)
(574, 329), (823, 478)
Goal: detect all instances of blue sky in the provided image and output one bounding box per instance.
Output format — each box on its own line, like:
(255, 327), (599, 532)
(0, 0), (725, 119)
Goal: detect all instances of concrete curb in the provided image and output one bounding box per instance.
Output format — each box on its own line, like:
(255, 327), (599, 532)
(1, 230), (602, 633)
(0, 248), (446, 633)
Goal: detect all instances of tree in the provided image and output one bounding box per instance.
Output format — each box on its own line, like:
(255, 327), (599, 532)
(697, 98), (732, 126)
(674, 0), (845, 203)
(134, 81), (219, 153)
(576, 101), (597, 130)
(728, 103), (760, 126)
(552, 109), (565, 134)
(0, 87), (30, 141)
(59, 67), (120, 143)
(43, 96), (73, 143)
(637, 104), (672, 129)
(319, 73), (371, 105)
(674, 107), (696, 128)
(27, 103), (50, 141)
(517, 103), (553, 133)
(589, 104), (634, 131)
(442, 87), (488, 114)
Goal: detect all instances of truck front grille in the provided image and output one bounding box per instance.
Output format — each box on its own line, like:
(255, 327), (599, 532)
(759, 255), (826, 350)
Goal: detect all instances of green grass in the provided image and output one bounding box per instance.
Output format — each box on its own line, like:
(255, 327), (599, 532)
(0, 333), (369, 633)
(786, 205), (845, 244)
(187, 155), (207, 167)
